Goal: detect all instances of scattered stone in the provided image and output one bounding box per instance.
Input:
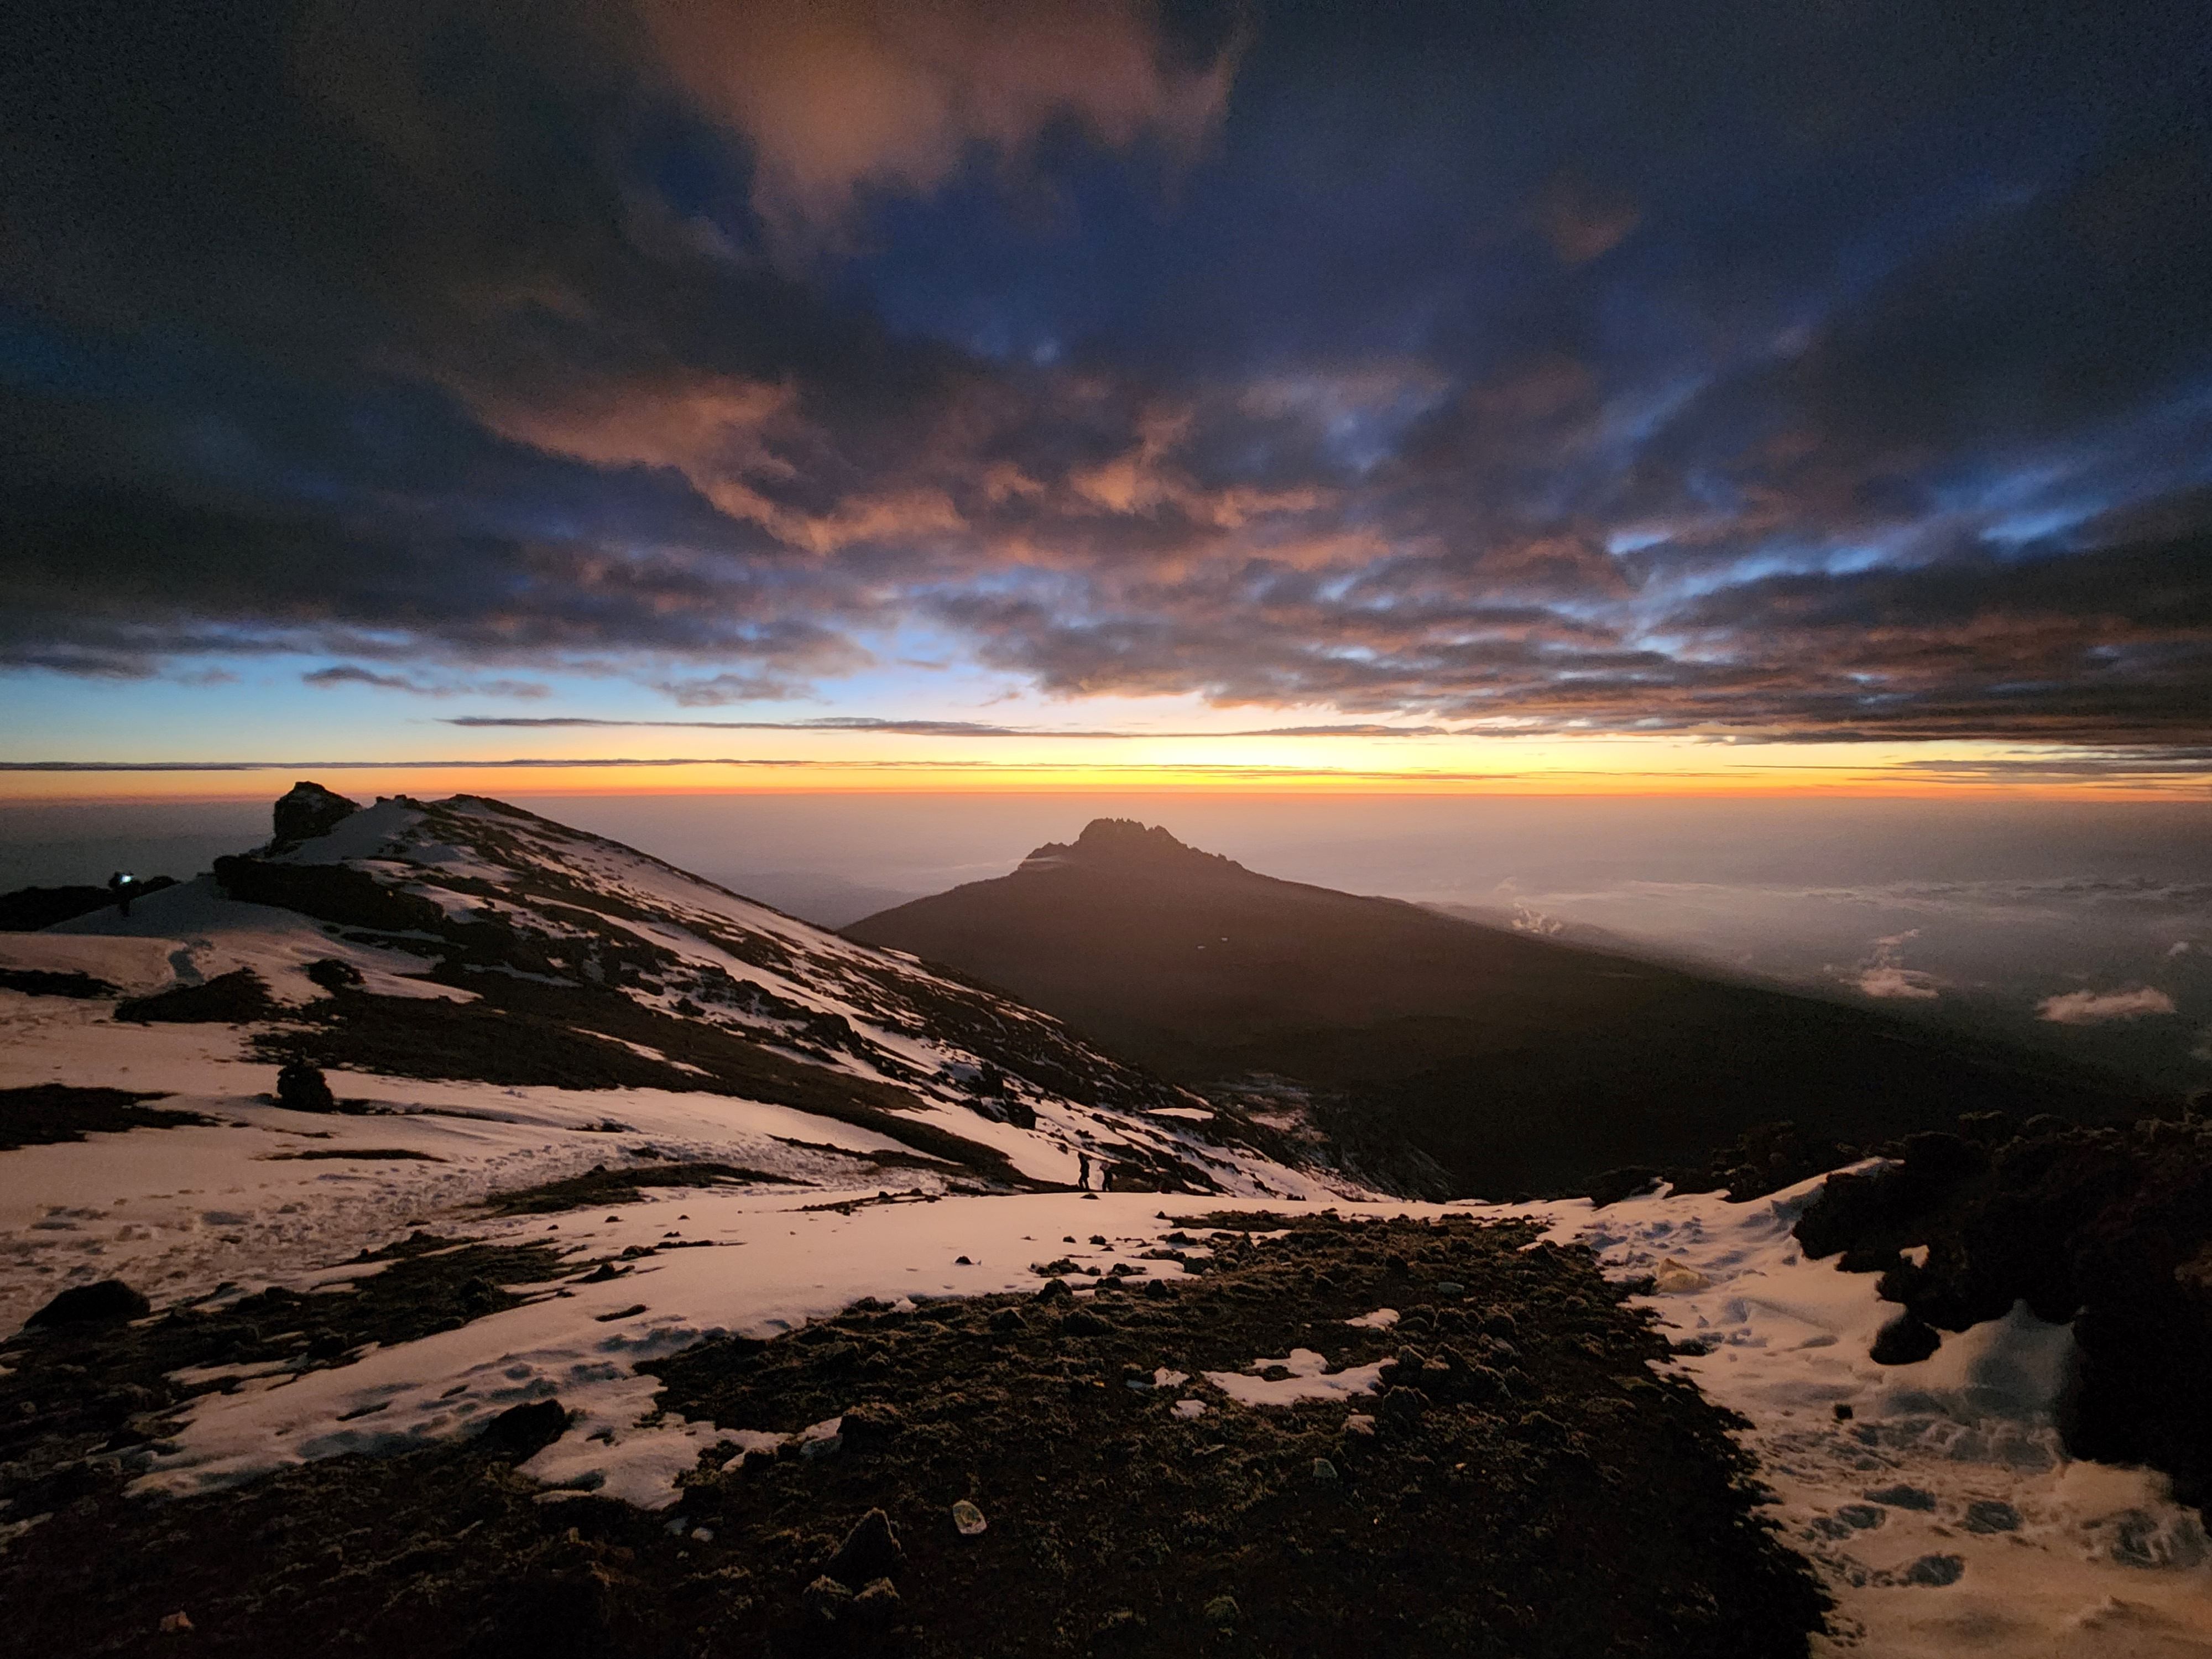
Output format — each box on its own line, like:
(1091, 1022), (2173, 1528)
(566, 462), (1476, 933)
(1833, 1403), (1854, 1421)
(1902, 1553), (1965, 1587)
(475, 1399), (568, 1461)
(305, 957), (365, 993)
(26, 1279), (150, 1329)
(826, 1507), (904, 1588)
(2107, 1508), (2208, 1567)
(1343, 1413), (1376, 1438)
(1062, 1308), (1109, 1336)
(1962, 1500), (2021, 1533)
(275, 1062), (338, 1114)
(1652, 1259), (1712, 1293)
(0, 966), (114, 999)
(1378, 1385), (1428, 1421)
(1870, 1310), (1941, 1366)
(118, 968), (274, 1025)
(1834, 1504), (1885, 1530)
(851, 1577), (901, 1634)
(840, 1402), (904, 1449)
(0, 1084), (209, 1150)
(1033, 1278), (1072, 1303)
(951, 1499), (987, 1537)
(1864, 1484), (1938, 1511)
(802, 1574), (854, 1625)
(159, 1611), (194, 1635)
(1312, 1457), (1339, 1481)
(1203, 1594), (1241, 1629)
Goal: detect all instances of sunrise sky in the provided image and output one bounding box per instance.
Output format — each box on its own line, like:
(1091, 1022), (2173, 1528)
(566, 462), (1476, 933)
(6, 0), (2210, 797)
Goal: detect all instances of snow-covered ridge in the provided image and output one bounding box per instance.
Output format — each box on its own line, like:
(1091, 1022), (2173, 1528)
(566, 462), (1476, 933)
(35, 790), (1357, 1205)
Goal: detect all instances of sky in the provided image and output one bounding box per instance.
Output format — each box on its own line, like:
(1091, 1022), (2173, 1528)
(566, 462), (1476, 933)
(5, 0), (2212, 796)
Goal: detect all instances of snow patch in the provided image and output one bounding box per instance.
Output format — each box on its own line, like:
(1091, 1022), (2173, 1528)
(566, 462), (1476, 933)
(1203, 1348), (1386, 1408)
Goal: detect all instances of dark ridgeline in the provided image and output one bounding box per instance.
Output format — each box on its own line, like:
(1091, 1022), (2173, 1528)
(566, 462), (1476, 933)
(849, 820), (2154, 1198)
(0, 878), (178, 931)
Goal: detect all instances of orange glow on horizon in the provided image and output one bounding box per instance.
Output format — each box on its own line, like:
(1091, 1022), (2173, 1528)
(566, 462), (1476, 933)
(2, 752), (2206, 805)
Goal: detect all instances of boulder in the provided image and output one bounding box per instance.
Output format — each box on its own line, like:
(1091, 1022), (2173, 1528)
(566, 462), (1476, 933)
(826, 1508), (904, 1587)
(275, 1063), (338, 1114)
(476, 1399), (569, 1460)
(272, 781), (360, 848)
(27, 1279), (150, 1328)
(1870, 1310), (1942, 1365)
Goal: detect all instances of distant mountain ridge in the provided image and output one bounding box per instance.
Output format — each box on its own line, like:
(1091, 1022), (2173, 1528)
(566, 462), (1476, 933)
(849, 820), (2155, 1196)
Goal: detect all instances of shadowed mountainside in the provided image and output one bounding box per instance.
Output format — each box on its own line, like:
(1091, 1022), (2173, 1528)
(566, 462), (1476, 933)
(848, 820), (2153, 1197)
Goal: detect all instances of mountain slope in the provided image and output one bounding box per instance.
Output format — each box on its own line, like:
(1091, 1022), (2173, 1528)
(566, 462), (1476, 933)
(34, 787), (1339, 1206)
(848, 819), (2150, 1196)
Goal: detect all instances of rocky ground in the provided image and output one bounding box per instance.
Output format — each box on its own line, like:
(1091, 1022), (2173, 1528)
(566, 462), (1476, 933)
(0, 1211), (1824, 1658)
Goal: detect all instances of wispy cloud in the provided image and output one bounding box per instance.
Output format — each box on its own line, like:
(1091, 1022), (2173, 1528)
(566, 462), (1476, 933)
(2036, 985), (2179, 1024)
(305, 666), (550, 698)
(1846, 930), (1942, 1000)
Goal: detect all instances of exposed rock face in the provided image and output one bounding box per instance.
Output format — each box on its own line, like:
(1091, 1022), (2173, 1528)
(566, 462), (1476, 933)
(1794, 1112), (2212, 1507)
(272, 780), (361, 848)
(1018, 818), (1245, 874)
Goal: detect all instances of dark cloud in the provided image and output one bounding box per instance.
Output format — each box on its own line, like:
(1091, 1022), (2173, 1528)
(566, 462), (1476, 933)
(3, 0), (2210, 747)
(0, 756), (1528, 784)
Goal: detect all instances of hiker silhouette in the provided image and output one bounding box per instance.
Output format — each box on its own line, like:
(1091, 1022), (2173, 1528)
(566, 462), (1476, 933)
(107, 872), (137, 917)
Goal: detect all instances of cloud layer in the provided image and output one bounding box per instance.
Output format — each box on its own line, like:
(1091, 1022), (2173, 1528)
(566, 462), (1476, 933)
(3, 1), (2210, 747)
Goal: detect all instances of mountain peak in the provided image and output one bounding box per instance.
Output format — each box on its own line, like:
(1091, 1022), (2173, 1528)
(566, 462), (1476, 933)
(1019, 819), (1244, 874)
(270, 780), (361, 849)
